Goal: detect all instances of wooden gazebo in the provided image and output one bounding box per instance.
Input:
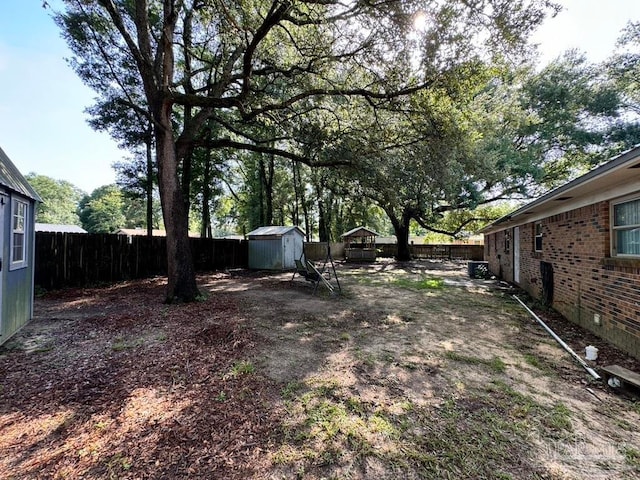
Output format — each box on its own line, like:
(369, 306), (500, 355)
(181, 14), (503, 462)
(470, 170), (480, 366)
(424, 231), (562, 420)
(341, 226), (379, 262)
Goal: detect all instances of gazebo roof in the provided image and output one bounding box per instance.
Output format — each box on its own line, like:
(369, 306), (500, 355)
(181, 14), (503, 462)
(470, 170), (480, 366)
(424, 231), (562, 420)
(340, 226), (380, 238)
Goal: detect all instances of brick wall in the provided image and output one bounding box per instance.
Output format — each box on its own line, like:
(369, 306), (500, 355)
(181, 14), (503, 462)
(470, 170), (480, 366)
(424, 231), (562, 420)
(485, 200), (640, 359)
(485, 229), (514, 282)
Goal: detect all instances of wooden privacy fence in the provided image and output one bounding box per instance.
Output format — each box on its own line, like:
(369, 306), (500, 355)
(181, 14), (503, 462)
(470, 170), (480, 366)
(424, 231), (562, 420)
(35, 233), (248, 290)
(303, 242), (346, 261)
(377, 243), (484, 261)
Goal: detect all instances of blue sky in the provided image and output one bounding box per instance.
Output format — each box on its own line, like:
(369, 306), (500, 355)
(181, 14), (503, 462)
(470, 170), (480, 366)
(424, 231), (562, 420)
(1, 0), (639, 194)
(0, 1), (122, 194)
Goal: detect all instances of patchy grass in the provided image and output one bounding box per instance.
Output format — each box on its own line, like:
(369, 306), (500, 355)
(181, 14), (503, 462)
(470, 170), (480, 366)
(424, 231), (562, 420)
(110, 337), (144, 351)
(520, 352), (557, 377)
(486, 381), (573, 439)
(354, 347), (376, 367)
(620, 445), (640, 470)
(445, 351), (507, 374)
(390, 276), (445, 290)
(276, 381), (397, 466)
(274, 379), (548, 479)
(541, 403), (573, 434)
(105, 453), (133, 477)
(345, 272), (445, 291)
(523, 352), (543, 369)
(227, 359), (255, 378)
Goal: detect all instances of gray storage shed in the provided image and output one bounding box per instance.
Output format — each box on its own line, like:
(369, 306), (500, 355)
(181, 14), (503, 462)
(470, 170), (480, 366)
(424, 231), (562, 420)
(0, 146), (42, 346)
(247, 226), (305, 270)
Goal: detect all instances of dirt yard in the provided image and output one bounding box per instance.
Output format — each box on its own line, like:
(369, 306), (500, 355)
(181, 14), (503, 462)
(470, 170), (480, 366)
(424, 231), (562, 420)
(1, 259), (639, 479)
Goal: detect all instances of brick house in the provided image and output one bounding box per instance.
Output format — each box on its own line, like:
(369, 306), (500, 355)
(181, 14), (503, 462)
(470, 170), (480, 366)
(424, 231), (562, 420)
(481, 145), (640, 359)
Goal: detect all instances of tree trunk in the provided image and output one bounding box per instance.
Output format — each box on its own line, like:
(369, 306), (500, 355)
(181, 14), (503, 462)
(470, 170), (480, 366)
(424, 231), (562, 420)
(257, 157), (265, 225)
(390, 211), (412, 261)
(292, 161), (300, 226)
(264, 156), (274, 224)
(145, 135), (154, 238)
(156, 109), (200, 302)
(181, 105), (193, 214)
(201, 150), (212, 238)
(96, 0), (198, 302)
(318, 200), (328, 242)
(300, 174), (312, 240)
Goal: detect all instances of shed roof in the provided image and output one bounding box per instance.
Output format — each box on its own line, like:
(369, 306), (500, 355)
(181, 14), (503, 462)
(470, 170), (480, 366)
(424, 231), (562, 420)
(0, 146), (42, 202)
(247, 226), (305, 237)
(341, 226), (380, 238)
(35, 223), (87, 233)
(116, 228), (200, 237)
(117, 228), (167, 237)
(480, 144), (640, 234)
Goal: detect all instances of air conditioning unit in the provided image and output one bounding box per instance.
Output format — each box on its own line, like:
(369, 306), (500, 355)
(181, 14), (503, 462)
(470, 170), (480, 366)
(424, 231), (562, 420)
(467, 261), (489, 279)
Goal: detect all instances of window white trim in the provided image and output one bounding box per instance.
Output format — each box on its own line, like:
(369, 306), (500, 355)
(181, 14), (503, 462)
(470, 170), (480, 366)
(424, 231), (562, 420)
(611, 193), (640, 258)
(10, 196), (29, 270)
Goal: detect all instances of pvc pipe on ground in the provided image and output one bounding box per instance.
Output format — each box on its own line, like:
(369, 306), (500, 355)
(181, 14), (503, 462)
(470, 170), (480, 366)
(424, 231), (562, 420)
(513, 295), (601, 381)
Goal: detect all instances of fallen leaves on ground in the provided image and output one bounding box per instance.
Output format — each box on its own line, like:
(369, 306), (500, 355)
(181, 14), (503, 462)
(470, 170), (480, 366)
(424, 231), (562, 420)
(0, 275), (283, 479)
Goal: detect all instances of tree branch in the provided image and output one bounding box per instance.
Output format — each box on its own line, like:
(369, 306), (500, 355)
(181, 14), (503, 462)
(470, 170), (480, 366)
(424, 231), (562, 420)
(200, 138), (350, 167)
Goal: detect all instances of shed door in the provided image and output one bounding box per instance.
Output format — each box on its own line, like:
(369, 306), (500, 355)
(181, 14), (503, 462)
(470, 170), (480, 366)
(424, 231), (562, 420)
(282, 235), (293, 269)
(513, 227), (520, 284)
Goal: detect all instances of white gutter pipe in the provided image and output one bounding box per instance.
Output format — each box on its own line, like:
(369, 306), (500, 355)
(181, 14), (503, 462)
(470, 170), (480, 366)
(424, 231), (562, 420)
(513, 295), (601, 381)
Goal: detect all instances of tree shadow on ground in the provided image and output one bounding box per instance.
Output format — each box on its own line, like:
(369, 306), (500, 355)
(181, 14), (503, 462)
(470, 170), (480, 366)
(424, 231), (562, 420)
(2, 264), (639, 479)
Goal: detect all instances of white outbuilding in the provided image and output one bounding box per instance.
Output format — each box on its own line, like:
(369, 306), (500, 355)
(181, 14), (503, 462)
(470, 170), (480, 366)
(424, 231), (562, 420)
(247, 226), (305, 270)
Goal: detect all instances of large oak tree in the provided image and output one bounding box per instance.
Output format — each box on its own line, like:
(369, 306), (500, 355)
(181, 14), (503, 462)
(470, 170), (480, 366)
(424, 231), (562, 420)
(54, 0), (559, 300)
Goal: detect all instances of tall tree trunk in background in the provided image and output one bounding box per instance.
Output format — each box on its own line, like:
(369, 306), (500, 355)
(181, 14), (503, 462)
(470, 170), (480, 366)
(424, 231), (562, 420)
(201, 150), (212, 238)
(314, 181), (326, 242)
(259, 155), (274, 225)
(303, 205), (311, 241)
(389, 209), (412, 261)
(256, 157), (265, 226)
(145, 134), (154, 238)
(318, 200), (327, 242)
(266, 157), (274, 224)
(292, 162), (311, 238)
(300, 173), (311, 240)
(292, 161), (300, 226)
(181, 104), (194, 216)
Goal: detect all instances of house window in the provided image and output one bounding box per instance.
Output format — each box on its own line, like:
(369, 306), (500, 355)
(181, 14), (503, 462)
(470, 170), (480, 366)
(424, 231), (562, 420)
(612, 196), (640, 256)
(534, 222), (543, 252)
(504, 230), (511, 254)
(11, 198), (28, 269)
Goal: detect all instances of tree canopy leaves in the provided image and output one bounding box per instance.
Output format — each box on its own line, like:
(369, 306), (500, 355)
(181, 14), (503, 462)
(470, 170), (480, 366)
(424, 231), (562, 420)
(27, 173), (85, 225)
(55, 0), (618, 283)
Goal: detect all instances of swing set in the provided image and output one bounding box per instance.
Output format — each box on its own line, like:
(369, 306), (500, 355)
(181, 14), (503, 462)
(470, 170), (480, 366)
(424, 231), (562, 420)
(291, 243), (342, 295)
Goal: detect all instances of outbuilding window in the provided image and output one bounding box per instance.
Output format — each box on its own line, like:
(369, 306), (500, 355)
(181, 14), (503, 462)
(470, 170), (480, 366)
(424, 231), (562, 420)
(612, 195), (640, 257)
(11, 198), (28, 269)
(534, 222), (543, 252)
